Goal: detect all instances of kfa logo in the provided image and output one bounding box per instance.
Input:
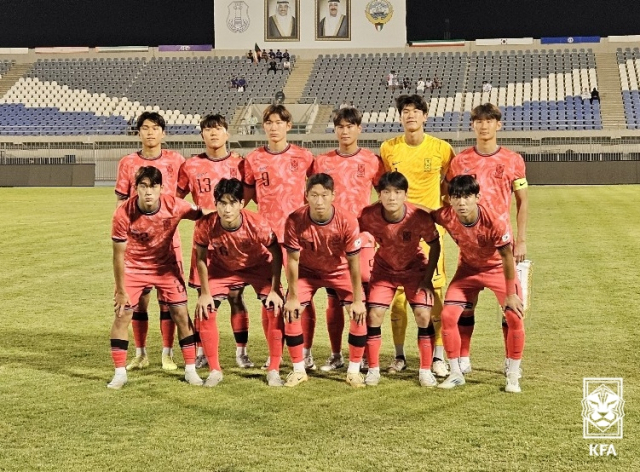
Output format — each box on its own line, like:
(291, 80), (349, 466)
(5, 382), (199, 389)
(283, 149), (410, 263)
(589, 444), (617, 456)
(227, 1), (250, 33)
(582, 378), (624, 439)
(477, 234), (487, 247)
(229, 168), (238, 179)
(166, 164), (174, 178)
(290, 159), (299, 172)
(357, 164), (365, 178)
(402, 231), (411, 242)
(163, 219), (172, 231)
(493, 164), (505, 179)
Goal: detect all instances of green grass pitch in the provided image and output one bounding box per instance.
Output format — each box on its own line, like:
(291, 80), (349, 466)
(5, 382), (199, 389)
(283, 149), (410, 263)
(0, 185), (638, 471)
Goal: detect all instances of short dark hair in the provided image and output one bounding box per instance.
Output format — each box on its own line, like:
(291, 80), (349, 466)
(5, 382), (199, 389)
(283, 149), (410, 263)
(134, 166), (163, 186)
(214, 178), (244, 203)
(333, 107), (362, 126)
(448, 175), (481, 198)
(376, 171), (409, 193)
(263, 104), (292, 123)
(395, 94), (428, 114)
(471, 103), (502, 122)
(136, 112), (166, 131)
(306, 173), (334, 193)
(200, 114), (228, 131)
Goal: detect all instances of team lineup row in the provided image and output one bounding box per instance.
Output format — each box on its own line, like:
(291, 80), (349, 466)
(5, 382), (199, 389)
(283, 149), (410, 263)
(107, 95), (529, 392)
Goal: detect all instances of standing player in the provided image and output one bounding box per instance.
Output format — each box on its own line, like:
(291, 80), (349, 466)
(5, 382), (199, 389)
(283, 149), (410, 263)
(379, 94), (455, 376)
(115, 112), (185, 372)
(109, 166), (204, 389)
(430, 175), (525, 393)
(176, 114), (254, 369)
(309, 107), (384, 372)
(243, 104), (315, 370)
(445, 103), (529, 375)
(283, 173), (366, 388)
(359, 172), (441, 387)
(193, 179), (285, 387)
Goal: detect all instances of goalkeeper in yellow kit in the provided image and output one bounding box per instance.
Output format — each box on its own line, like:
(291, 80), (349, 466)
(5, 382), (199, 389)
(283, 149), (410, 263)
(379, 94), (455, 377)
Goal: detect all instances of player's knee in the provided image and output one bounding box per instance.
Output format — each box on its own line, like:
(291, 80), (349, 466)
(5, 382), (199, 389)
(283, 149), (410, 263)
(227, 289), (246, 312)
(367, 307), (385, 327)
(413, 308), (431, 327)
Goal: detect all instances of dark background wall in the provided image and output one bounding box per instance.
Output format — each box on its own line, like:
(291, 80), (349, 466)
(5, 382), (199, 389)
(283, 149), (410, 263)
(0, 1), (639, 47)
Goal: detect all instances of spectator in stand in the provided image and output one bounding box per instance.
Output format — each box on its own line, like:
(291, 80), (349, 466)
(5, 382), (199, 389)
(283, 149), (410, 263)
(283, 58), (291, 73)
(268, 60), (278, 74)
(392, 75), (400, 92)
(248, 114), (258, 134)
(238, 77), (247, 92)
(247, 50), (254, 63)
(581, 88), (591, 103)
(482, 81), (492, 93)
(425, 78), (433, 91)
(416, 78), (426, 94)
(276, 49), (283, 61)
(403, 77), (411, 91)
(433, 76), (441, 89)
(269, 49), (276, 60)
(590, 88), (600, 104)
(387, 71), (396, 90)
(283, 49), (291, 61)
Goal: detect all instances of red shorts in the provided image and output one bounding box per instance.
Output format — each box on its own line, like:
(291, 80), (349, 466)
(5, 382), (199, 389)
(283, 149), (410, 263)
(296, 268), (354, 306)
(444, 263), (522, 309)
(207, 263), (277, 301)
(368, 263), (433, 309)
(122, 264), (187, 309)
(188, 242), (215, 289)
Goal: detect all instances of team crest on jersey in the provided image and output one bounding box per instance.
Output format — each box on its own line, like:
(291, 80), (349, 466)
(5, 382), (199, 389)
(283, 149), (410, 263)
(290, 159), (299, 172)
(402, 231), (412, 242)
(423, 158), (432, 172)
(229, 168), (237, 178)
(166, 164), (174, 178)
(477, 234), (487, 247)
(163, 219), (172, 231)
(357, 164), (365, 178)
(493, 164), (505, 179)
(227, 1), (250, 33)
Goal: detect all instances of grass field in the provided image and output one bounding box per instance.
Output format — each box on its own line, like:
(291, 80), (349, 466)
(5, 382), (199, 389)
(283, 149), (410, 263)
(0, 185), (638, 471)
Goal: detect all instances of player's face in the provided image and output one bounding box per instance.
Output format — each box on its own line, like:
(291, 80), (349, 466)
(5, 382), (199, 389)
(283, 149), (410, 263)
(472, 118), (502, 142)
(277, 3), (289, 16)
(379, 186), (407, 214)
(263, 113), (292, 146)
(328, 2), (339, 15)
(334, 120), (361, 148)
(306, 184), (335, 221)
(202, 125), (228, 151)
(135, 178), (162, 210)
(400, 104), (427, 133)
(216, 194), (243, 227)
(138, 119), (165, 148)
(450, 193), (480, 219)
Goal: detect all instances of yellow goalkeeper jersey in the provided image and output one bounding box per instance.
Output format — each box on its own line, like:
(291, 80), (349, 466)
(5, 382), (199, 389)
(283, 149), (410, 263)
(380, 134), (455, 210)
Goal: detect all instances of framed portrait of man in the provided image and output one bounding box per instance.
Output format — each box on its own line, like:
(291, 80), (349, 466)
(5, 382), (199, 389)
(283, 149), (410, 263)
(316, 0), (350, 41)
(265, 0), (300, 41)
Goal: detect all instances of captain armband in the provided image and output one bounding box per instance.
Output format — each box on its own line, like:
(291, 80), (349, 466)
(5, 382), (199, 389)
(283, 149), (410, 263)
(512, 178), (528, 191)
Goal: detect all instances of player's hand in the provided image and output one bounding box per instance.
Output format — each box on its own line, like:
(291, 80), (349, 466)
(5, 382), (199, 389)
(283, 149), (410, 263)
(114, 291), (130, 318)
(265, 290), (284, 314)
(416, 279), (435, 305)
(283, 298), (303, 323)
(195, 294), (215, 320)
(349, 300), (367, 325)
(513, 241), (527, 264)
(505, 294), (524, 319)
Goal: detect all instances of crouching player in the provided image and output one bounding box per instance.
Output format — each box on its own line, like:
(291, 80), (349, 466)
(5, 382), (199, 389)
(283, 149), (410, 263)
(283, 173), (366, 387)
(109, 166), (204, 389)
(193, 179), (285, 387)
(358, 172), (441, 387)
(430, 175), (525, 393)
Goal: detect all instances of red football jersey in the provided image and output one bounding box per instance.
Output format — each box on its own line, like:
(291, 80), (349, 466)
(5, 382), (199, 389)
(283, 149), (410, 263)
(446, 146), (526, 220)
(193, 209), (277, 272)
(244, 144), (314, 242)
(359, 202), (439, 273)
(115, 150), (186, 199)
(112, 194), (201, 273)
(284, 205), (361, 275)
(313, 148), (384, 248)
(432, 204), (511, 270)
(176, 152), (244, 208)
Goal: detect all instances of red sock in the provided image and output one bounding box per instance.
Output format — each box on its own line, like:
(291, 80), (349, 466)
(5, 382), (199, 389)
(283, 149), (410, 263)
(284, 318), (303, 364)
(261, 306), (269, 341)
(160, 309), (175, 349)
(110, 339), (128, 368)
(265, 306), (284, 370)
(504, 310), (525, 360)
(301, 304), (316, 350)
(131, 311), (148, 349)
(199, 311), (221, 370)
(441, 305), (463, 360)
(417, 326), (435, 369)
(178, 334), (197, 366)
(458, 311), (475, 357)
(231, 310), (249, 347)
(366, 326), (382, 368)
(326, 297), (345, 353)
(347, 320), (366, 363)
